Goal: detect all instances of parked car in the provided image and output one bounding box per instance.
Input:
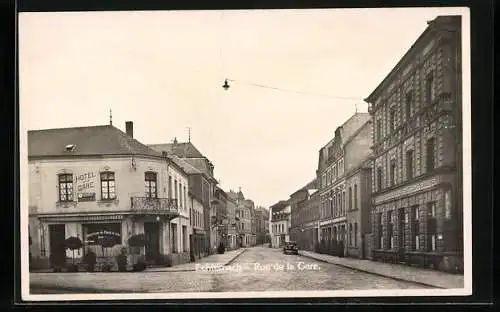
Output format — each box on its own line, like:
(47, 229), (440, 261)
(283, 241), (299, 255)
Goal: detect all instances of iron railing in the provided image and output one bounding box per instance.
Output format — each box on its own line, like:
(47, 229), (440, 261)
(130, 197), (178, 214)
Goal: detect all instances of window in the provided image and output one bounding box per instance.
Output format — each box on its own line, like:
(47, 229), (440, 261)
(406, 150), (414, 180)
(354, 222), (358, 247)
(353, 184), (358, 210)
(387, 211), (394, 249)
(411, 205), (420, 250)
(376, 120), (382, 142)
(426, 138), (436, 172)
(405, 91), (413, 121)
(144, 172), (157, 198)
(342, 192), (345, 215)
(390, 161), (396, 186)
(322, 174), (326, 189)
(171, 223), (178, 253)
(348, 187), (352, 210)
(174, 180), (178, 200)
(58, 174), (74, 202)
(444, 190), (452, 219)
(168, 176), (172, 198)
(182, 225), (188, 252)
(349, 223), (353, 246)
(427, 202), (436, 218)
(389, 107), (396, 133)
(377, 167), (383, 191)
(425, 72), (435, 105)
(179, 183), (183, 209)
(100, 172), (116, 200)
(427, 202), (437, 252)
(184, 186), (187, 211)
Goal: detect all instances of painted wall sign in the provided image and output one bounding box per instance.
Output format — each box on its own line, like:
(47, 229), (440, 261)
(76, 171), (97, 192)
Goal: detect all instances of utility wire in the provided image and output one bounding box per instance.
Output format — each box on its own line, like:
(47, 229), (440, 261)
(225, 78), (364, 101)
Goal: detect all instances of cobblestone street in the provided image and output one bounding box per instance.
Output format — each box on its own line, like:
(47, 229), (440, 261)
(30, 246), (434, 294)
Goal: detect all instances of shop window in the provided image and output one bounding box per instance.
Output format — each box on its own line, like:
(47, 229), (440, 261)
(377, 213), (383, 249)
(182, 225), (188, 252)
(144, 172), (157, 198)
(388, 211), (394, 249)
(58, 173), (74, 202)
(100, 171), (116, 200)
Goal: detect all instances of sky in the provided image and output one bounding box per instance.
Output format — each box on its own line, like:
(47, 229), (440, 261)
(19, 7), (467, 208)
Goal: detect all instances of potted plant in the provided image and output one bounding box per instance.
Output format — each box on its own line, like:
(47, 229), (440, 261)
(64, 236), (83, 272)
(83, 248), (97, 272)
(116, 247), (128, 272)
(127, 234), (147, 272)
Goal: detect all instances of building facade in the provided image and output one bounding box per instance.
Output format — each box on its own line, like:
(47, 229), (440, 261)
(188, 191), (206, 260)
(226, 195), (238, 250)
(316, 113), (372, 256)
(213, 187), (229, 248)
(365, 16), (463, 272)
(149, 140), (219, 255)
(290, 179), (319, 251)
(270, 200), (291, 248)
(28, 122), (188, 269)
(345, 159), (372, 259)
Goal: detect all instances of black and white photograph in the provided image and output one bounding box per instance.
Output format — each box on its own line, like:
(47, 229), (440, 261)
(19, 6), (472, 301)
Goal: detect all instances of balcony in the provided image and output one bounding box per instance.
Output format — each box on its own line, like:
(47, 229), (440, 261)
(130, 197), (179, 219)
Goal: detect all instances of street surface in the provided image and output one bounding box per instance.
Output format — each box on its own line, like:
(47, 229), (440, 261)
(30, 246), (433, 293)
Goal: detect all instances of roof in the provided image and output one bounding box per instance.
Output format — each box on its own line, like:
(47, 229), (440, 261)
(167, 154), (202, 175)
(28, 125), (161, 158)
(148, 142), (205, 159)
(365, 15), (461, 105)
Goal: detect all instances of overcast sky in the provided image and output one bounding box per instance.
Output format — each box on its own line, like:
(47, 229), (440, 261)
(19, 7), (467, 208)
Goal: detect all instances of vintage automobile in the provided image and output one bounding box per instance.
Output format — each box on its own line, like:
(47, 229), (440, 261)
(283, 241), (299, 255)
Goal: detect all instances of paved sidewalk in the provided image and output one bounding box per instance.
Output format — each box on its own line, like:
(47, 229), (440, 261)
(299, 250), (464, 289)
(144, 248), (247, 272)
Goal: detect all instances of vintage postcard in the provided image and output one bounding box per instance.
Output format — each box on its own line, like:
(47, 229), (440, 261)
(18, 6), (472, 301)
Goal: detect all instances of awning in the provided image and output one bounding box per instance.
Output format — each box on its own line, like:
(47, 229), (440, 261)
(38, 214), (123, 224)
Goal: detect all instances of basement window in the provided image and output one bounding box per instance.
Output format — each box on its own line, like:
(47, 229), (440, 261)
(65, 144), (76, 152)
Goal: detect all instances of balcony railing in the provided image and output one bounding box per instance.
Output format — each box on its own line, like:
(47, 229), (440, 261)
(130, 197), (179, 215)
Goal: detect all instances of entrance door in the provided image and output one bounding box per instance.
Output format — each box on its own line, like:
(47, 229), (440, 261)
(398, 208), (406, 263)
(144, 222), (160, 264)
(49, 224), (66, 268)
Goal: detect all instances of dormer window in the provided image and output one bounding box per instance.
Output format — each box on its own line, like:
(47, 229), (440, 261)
(65, 144), (76, 152)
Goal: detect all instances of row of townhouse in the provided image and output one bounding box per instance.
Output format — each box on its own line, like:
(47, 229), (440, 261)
(283, 15), (463, 273)
(28, 121), (245, 269)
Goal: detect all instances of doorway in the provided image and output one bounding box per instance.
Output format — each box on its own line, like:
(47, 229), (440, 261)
(49, 224), (66, 268)
(144, 222), (160, 264)
(398, 208), (406, 263)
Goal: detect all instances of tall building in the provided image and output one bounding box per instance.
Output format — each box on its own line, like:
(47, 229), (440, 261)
(364, 15), (463, 272)
(28, 122), (189, 269)
(149, 140), (219, 255)
(213, 187), (229, 248)
(227, 189), (253, 247)
(226, 195), (238, 250)
(316, 112), (372, 256)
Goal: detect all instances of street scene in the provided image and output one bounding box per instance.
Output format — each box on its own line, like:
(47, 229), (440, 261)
(32, 245), (461, 294)
(20, 8), (469, 298)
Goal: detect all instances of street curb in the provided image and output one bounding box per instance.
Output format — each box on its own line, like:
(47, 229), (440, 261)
(299, 252), (446, 289)
(224, 248), (247, 266)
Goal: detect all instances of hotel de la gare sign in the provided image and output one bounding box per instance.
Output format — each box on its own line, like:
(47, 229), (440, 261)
(74, 171), (100, 202)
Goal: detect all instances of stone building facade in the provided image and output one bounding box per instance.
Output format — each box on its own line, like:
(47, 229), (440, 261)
(290, 179), (318, 251)
(365, 15), (463, 272)
(316, 113), (372, 255)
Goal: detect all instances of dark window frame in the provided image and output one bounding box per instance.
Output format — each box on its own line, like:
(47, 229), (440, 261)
(100, 171), (116, 200)
(58, 173), (74, 202)
(144, 171), (158, 198)
(426, 137), (436, 172)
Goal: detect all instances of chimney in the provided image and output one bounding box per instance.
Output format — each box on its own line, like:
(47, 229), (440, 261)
(125, 121), (133, 138)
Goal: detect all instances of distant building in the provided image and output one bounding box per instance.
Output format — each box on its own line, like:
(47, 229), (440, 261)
(316, 112), (372, 256)
(28, 122), (188, 269)
(255, 206), (270, 245)
(364, 15), (463, 272)
(227, 189), (253, 247)
(290, 179), (319, 251)
(226, 195), (238, 250)
(213, 187), (229, 248)
(270, 200), (291, 248)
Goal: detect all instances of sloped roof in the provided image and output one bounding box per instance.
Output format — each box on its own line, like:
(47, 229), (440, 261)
(28, 125), (161, 158)
(167, 154), (202, 175)
(148, 142), (204, 159)
(183, 158), (214, 178)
